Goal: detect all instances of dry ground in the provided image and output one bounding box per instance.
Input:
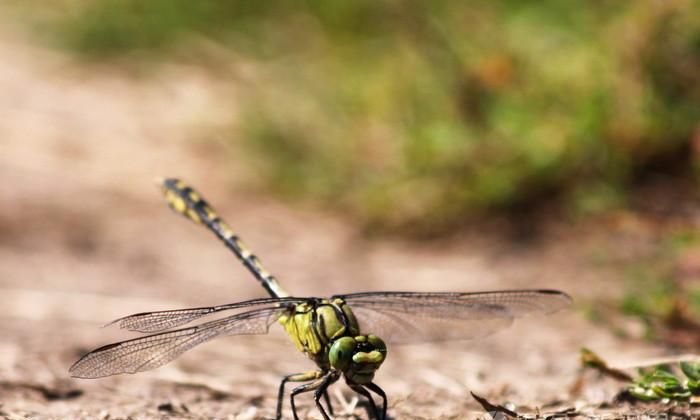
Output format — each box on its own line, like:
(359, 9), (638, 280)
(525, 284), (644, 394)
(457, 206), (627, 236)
(0, 19), (693, 420)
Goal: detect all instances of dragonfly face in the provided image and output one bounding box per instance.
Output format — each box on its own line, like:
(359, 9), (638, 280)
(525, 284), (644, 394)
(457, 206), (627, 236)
(329, 334), (387, 384)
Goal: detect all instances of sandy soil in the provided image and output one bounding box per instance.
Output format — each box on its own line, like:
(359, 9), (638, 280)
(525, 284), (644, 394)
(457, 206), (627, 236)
(0, 20), (693, 420)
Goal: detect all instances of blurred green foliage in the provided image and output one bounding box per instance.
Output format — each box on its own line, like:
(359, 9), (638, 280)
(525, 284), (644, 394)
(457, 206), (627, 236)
(618, 228), (700, 342)
(42, 0), (700, 234)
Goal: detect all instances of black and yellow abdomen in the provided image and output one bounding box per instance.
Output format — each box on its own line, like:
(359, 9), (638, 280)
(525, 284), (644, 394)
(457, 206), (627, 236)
(279, 298), (360, 367)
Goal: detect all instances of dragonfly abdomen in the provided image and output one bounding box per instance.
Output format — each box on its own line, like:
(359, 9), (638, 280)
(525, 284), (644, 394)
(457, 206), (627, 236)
(161, 178), (289, 298)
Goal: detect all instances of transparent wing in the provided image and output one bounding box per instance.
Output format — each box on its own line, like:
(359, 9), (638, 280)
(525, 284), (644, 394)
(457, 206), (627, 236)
(335, 289), (571, 344)
(106, 297), (304, 333)
(70, 305), (290, 379)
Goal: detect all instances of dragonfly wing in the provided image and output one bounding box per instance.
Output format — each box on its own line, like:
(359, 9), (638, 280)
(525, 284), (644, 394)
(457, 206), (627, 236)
(70, 305), (289, 378)
(337, 289), (571, 344)
(107, 297), (303, 333)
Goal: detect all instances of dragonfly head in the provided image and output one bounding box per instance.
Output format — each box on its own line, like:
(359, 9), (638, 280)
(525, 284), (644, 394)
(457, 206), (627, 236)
(329, 334), (387, 384)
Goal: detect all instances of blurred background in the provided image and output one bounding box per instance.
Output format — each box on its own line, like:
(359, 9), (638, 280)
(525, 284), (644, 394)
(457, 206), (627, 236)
(1, 1), (699, 418)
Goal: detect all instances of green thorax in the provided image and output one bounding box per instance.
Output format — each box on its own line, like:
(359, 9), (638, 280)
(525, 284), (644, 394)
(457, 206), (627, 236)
(278, 298), (360, 368)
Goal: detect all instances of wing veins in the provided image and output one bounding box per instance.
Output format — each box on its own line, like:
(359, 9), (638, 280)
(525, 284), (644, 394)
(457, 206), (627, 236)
(338, 289), (569, 344)
(70, 305), (289, 378)
(108, 296), (304, 333)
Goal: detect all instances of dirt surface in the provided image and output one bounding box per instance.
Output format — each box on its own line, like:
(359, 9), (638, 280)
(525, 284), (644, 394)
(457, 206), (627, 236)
(0, 21), (694, 420)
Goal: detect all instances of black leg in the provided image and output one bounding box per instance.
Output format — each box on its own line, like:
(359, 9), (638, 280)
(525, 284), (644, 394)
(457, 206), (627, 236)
(365, 382), (388, 420)
(290, 373), (333, 420)
(313, 373), (339, 420)
(348, 383), (380, 420)
(277, 371), (322, 420)
(322, 389), (334, 416)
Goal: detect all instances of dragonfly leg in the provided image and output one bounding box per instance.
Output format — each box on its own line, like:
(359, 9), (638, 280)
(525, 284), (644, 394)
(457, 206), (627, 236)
(277, 371), (323, 420)
(347, 383), (380, 420)
(313, 372), (339, 419)
(322, 389), (334, 416)
(365, 382), (388, 420)
(289, 371), (337, 420)
(289, 374), (329, 420)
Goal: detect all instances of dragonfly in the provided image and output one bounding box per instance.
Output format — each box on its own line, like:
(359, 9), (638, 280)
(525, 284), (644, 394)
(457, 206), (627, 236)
(70, 178), (572, 420)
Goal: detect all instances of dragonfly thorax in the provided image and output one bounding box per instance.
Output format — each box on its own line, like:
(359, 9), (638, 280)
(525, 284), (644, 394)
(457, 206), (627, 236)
(329, 334), (387, 384)
(279, 298), (361, 365)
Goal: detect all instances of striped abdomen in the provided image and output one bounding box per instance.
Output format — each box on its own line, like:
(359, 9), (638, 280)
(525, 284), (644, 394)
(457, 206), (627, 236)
(160, 178), (289, 298)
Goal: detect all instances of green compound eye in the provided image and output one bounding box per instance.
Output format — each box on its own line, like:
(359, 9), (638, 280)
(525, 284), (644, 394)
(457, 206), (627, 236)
(329, 337), (357, 371)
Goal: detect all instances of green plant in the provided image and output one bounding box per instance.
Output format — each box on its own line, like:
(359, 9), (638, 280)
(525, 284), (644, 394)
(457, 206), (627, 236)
(628, 362), (700, 401)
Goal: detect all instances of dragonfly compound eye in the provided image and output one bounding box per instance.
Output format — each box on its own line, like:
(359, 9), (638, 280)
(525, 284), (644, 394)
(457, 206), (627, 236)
(329, 336), (357, 371)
